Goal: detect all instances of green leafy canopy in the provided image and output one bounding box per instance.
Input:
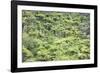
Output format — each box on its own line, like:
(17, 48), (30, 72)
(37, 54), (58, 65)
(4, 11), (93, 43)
(22, 10), (90, 62)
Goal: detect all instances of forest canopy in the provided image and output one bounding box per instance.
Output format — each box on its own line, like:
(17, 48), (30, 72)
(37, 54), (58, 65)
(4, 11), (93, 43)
(22, 10), (90, 62)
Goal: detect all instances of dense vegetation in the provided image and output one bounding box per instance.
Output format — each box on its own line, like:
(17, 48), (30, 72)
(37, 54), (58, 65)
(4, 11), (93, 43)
(22, 10), (90, 62)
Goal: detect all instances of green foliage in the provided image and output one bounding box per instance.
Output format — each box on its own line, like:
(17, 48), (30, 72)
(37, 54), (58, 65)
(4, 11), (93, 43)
(22, 10), (90, 62)
(22, 47), (34, 62)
